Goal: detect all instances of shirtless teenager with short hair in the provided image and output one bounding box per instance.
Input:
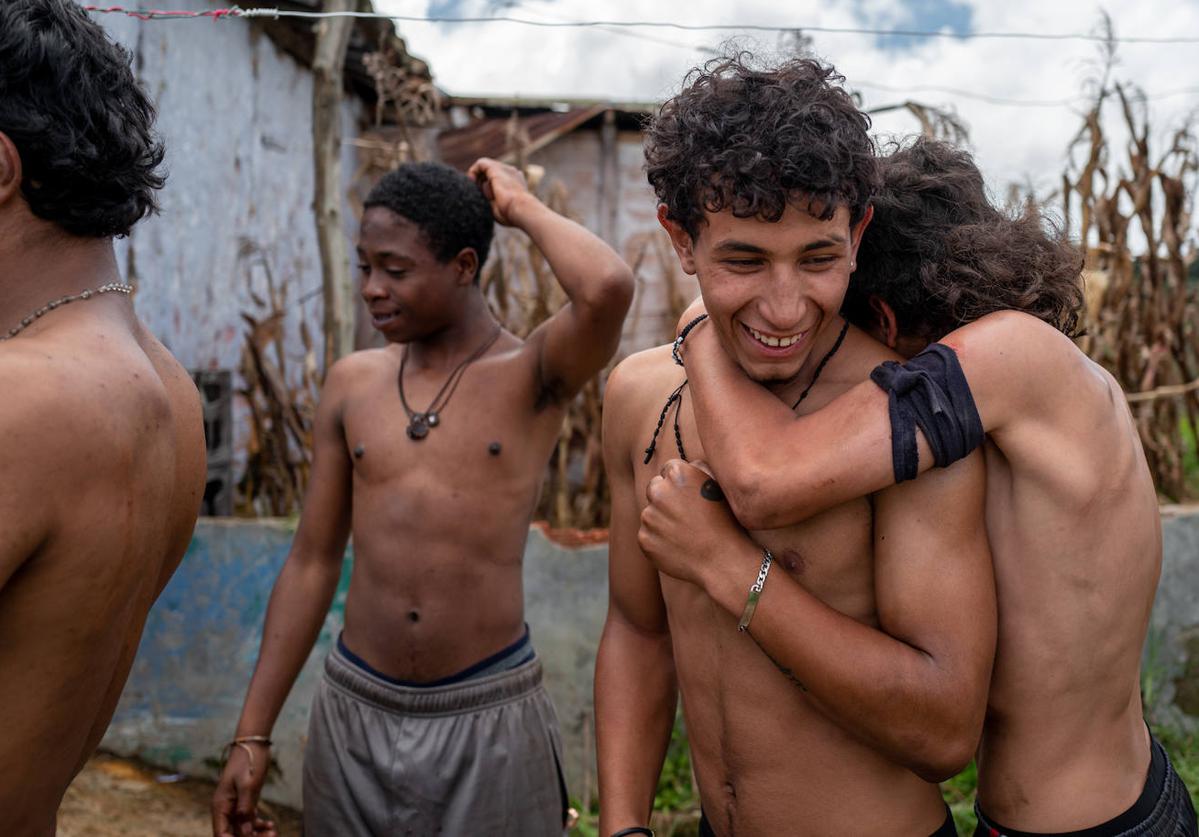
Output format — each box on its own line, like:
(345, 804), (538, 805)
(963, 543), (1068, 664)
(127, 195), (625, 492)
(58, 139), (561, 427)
(650, 138), (1197, 835)
(0, 2), (207, 834)
(212, 159), (634, 837)
(595, 57), (996, 837)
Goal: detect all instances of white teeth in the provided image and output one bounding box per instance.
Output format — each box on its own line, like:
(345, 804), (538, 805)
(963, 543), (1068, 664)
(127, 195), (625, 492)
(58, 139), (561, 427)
(749, 326), (803, 348)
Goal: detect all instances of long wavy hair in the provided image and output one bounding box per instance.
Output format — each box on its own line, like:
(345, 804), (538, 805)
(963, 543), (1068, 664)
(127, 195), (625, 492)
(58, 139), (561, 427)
(844, 138), (1085, 340)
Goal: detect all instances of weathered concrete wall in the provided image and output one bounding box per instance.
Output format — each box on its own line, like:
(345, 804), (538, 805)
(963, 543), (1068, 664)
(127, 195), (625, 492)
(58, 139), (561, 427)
(105, 510), (1199, 811)
(96, 2), (366, 470)
(1145, 508), (1199, 730)
(102, 520), (606, 811)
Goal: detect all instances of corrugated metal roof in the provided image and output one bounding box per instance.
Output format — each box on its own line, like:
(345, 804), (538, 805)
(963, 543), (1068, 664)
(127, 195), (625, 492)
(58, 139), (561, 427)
(436, 105), (609, 171)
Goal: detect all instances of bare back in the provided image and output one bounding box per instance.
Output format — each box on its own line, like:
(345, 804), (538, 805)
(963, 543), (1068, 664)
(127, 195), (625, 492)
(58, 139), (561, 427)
(327, 334), (569, 681)
(960, 313), (1162, 828)
(611, 339), (951, 835)
(0, 304), (205, 833)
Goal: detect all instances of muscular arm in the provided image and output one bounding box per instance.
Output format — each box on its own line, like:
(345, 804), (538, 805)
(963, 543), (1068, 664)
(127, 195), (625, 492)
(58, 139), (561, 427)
(643, 455), (995, 782)
(231, 361), (355, 739)
(470, 158), (634, 400)
(683, 311), (1055, 529)
(595, 362), (677, 834)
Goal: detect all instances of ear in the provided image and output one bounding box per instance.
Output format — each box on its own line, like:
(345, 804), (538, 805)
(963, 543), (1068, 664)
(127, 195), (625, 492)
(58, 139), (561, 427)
(0, 132), (23, 206)
(848, 203), (873, 267)
(657, 204), (698, 275)
(453, 247), (480, 287)
(867, 294), (900, 350)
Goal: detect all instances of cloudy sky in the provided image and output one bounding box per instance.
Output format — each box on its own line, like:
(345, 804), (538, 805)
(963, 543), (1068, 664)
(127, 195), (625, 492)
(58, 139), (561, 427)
(375, 0), (1199, 204)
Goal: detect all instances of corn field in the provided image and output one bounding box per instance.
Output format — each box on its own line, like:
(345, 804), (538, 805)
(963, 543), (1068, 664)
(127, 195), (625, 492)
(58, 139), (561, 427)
(1065, 42), (1199, 501)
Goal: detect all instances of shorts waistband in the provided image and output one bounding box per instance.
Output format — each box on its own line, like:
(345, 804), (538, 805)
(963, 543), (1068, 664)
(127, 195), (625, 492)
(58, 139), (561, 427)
(975, 735), (1168, 837)
(324, 640), (544, 716)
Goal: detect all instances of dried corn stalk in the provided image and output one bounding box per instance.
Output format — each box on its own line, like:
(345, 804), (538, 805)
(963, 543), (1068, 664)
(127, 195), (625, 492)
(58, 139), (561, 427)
(1066, 34), (1199, 500)
(236, 250), (321, 516)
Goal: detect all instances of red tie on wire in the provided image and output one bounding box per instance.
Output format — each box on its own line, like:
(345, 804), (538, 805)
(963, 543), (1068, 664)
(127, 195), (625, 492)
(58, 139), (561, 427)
(81, 5), (242, 21)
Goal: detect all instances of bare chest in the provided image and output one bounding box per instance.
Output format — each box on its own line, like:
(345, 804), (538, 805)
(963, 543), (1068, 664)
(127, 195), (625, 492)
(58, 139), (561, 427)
(342, 358), (564, 506)
(638, 392), (877, 617)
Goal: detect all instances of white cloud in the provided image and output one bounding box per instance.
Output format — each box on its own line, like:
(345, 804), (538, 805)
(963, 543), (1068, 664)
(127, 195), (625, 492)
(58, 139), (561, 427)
(379, 0), (1199, 198)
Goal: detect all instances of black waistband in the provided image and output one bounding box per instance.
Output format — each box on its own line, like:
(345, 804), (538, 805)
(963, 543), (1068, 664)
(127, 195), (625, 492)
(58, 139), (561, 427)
(336, 625), (533, 689)
(975, 735), (1167, 837)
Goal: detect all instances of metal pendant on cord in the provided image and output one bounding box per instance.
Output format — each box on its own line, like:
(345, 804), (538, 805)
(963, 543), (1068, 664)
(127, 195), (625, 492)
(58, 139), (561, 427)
(398, 325), (502, 441)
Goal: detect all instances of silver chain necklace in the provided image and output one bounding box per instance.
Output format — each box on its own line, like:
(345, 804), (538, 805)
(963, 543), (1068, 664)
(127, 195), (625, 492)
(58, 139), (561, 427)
(2, 282), (134, 341)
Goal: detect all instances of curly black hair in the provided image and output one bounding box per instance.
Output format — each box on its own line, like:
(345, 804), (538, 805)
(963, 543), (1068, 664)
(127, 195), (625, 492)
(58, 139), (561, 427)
(843, 138), (1085, 341)
(364, 162), (495, 280)
(645, 53), (880, 237)
(0, 0), (166, 238)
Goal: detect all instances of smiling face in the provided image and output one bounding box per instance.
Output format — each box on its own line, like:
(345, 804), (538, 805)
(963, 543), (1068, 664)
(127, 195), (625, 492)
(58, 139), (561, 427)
(356, 206), (477, 344)
(662, 200), (870, 387)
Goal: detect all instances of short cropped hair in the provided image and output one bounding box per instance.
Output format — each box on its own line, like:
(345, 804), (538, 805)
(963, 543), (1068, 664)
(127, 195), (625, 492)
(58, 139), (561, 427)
(844, 138), (1085, 341)
(0, 0), (166, 238)
(363, 162), (495, 278)
(645, 53), (880, 237)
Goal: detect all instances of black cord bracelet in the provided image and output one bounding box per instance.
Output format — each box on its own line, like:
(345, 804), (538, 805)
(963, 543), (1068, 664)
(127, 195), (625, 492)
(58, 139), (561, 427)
(672, 313), (709, 366)
(610, 828), (655, 837)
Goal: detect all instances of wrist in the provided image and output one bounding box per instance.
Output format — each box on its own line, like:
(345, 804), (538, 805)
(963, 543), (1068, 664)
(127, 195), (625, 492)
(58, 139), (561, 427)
(699, 538), (764, 617)
(505, 190), (546, 227)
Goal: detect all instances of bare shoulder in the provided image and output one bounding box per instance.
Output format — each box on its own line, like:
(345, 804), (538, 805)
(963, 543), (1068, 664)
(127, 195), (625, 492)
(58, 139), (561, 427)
(323, 346), (399, 399)
(605, 344), (682, 418)
(603, 344), (683, 462)
(942, 311), (1111, 429)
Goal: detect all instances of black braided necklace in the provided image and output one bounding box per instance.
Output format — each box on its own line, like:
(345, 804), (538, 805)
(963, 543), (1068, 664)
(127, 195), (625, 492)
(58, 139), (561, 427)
(644, 320), (851, 465)
(398, 324), (502, 441)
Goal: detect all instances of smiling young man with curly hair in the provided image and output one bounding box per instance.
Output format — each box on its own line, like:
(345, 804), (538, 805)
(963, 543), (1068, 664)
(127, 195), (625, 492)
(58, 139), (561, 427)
(0, 2), (206, 833)
(658, 138), (1197, 836)
(594, 56), (996, 837)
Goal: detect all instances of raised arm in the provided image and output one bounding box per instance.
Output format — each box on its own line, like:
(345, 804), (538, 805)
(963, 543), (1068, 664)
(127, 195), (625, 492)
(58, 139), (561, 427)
(681, 310), (1056, 529)
(640, 455), (995, 782)
(211, 358), (356, 837)
(594, 359), (678, 835)
(469, 158), (634, 400)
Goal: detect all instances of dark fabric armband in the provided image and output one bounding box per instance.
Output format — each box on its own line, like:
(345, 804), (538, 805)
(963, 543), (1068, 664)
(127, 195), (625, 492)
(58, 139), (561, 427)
(869, 343), (984, 483)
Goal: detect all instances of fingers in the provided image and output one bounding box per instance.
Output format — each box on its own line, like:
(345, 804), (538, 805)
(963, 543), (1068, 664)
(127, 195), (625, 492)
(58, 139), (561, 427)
(236, 778), (258, 837)
(212, 781), (236, 837)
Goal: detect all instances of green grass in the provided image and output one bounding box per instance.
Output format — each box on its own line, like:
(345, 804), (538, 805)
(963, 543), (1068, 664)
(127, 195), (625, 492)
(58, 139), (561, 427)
(572, 721), (1199, 835)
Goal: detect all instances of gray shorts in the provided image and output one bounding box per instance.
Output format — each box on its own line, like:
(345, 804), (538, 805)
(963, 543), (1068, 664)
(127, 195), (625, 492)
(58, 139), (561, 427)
(302, 643), (568, 837)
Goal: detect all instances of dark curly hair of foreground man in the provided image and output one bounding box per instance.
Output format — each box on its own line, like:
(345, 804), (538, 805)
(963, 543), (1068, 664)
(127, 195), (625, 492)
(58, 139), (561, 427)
(0, 3), (205, 835)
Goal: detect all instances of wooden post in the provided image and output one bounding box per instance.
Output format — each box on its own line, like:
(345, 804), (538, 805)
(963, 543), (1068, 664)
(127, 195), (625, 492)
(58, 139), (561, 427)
(312, 0), (356, 373)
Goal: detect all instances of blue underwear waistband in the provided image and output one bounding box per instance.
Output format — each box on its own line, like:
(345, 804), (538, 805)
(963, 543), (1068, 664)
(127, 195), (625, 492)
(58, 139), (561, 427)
(336, 625), (535, 689)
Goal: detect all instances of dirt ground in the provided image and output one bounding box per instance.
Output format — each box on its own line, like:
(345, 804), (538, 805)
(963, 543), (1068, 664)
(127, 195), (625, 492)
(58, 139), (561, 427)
(58, 754), (301, 837)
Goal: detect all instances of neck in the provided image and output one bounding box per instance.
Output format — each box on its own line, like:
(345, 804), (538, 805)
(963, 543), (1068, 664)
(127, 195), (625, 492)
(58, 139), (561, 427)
(404, 291), (498, 371)
(0, 223), (123, 333)
(764, 314), (848, 404)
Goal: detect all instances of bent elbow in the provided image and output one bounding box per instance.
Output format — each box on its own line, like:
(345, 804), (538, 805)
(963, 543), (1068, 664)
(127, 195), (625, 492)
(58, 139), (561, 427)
(907, 722), (980, 783)
(585, 267), (635, 317)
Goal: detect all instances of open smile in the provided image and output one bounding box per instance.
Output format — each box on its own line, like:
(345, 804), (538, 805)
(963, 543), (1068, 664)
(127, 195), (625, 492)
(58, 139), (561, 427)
(740, 321), (809, 355)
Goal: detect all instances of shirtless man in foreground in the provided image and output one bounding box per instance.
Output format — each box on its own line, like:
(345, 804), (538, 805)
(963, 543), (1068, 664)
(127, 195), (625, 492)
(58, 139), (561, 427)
(596, 57), (996, 837)
(649, 138), (1197, 835)
(212, 159), (633, 837)
(0, 2), (206, 834)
